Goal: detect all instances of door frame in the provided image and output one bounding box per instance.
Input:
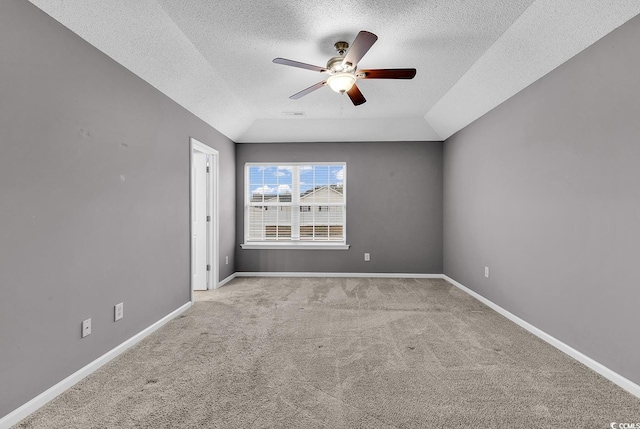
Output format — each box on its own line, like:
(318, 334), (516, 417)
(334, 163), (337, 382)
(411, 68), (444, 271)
(190, 138), (219, 302)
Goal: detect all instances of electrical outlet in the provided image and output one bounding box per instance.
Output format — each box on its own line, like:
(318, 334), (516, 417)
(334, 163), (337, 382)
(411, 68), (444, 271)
(225, 256), (229, 265)
(81, 318), (91, 338)
(115, 302), (124, 321)
(364, 253), (370, 262)
(484, 266), (489, 278)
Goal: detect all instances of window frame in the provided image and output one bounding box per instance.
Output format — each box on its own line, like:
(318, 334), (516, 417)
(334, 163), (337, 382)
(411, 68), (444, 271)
(241, 162), (349, 250)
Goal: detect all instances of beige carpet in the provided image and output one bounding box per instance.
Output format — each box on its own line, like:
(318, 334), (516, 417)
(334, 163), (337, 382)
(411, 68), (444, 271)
(15, 277), (640, 428)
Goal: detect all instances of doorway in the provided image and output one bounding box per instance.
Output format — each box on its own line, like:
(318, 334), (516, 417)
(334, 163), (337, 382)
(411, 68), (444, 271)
(190, 138), (219, 300)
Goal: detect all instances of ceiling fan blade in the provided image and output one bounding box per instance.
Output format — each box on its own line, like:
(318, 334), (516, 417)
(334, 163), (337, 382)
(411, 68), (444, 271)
(273, 58), (328, 73)
(359, 69), (417, 79)
(347, 84), (366, 106)
(290, 81), (327, 99)
(342, 31), (378, 68)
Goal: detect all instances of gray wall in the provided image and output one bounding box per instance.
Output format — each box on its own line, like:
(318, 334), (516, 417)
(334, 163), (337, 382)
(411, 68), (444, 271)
(236, 142), (443, 274)
(443, 15), (640, 385)
(0, 1), (235, 417)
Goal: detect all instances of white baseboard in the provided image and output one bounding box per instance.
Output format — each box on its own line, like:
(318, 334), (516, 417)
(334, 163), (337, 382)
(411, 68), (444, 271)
(217, 273), (237, 288)
(442, 275), (640, 399)
(235, 272), (444, 279)
(0, 302), (193, 429)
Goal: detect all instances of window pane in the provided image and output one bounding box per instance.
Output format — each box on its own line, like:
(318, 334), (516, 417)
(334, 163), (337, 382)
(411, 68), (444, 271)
(249, 185), (266, 202)
(300, 166), (313, 202)
(300, 225), (313, 238)
(329, 225), (343, 238)
(262, 166), (277, 182)
(276, 166), (293, 185)
(262, 184), (277, 199)
(330, 165), (344, 186)
(248, 206), (264, 240)
(314, 165), (329, 186)
(248, 166), (264, 185)
(279, 205), (291, 225)
(277, 184), (292, 202)
(277, 226), (291, 238)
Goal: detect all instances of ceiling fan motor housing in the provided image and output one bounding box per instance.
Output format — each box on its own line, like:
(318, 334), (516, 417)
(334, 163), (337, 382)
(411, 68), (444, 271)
(327, 56), (354, 73)
(327, 41), (355, 73)
(334, 41), (349, 55)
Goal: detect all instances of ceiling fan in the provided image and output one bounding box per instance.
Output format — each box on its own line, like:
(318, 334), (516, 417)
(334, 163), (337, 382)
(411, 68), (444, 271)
(273, 31), (416, 106)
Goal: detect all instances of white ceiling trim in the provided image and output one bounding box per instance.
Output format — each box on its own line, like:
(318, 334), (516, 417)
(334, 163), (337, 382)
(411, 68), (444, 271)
(238, 117), (440, 143)
(425, 0), (640, 140)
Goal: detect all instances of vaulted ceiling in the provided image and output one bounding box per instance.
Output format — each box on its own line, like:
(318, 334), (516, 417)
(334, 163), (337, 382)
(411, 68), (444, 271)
(28, 0), (640, 143)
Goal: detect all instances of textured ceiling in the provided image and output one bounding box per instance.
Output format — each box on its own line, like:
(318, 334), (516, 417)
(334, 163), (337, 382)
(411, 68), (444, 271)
(27, 0), (640, 143)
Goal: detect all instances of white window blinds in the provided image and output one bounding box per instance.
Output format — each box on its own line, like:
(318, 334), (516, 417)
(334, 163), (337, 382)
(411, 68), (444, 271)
(245, 163), (346, 244)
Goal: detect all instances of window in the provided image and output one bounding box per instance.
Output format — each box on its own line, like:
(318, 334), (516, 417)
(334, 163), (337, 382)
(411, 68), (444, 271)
(242, 163), (348, 249)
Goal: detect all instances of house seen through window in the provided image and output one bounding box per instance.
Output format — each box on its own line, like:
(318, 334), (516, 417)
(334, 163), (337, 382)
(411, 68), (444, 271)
(244, 163), (347, 248)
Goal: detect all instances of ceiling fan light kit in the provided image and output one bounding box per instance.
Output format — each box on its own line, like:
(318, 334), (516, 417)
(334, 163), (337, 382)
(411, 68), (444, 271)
(273, 30), (416, 106)
(327, 72), (356, 93)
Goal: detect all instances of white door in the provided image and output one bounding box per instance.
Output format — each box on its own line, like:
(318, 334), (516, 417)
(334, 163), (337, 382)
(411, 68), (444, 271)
(192, 151), (208, 291)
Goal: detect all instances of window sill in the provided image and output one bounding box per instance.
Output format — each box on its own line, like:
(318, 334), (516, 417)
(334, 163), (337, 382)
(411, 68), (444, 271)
(240, 242), (350, 250)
